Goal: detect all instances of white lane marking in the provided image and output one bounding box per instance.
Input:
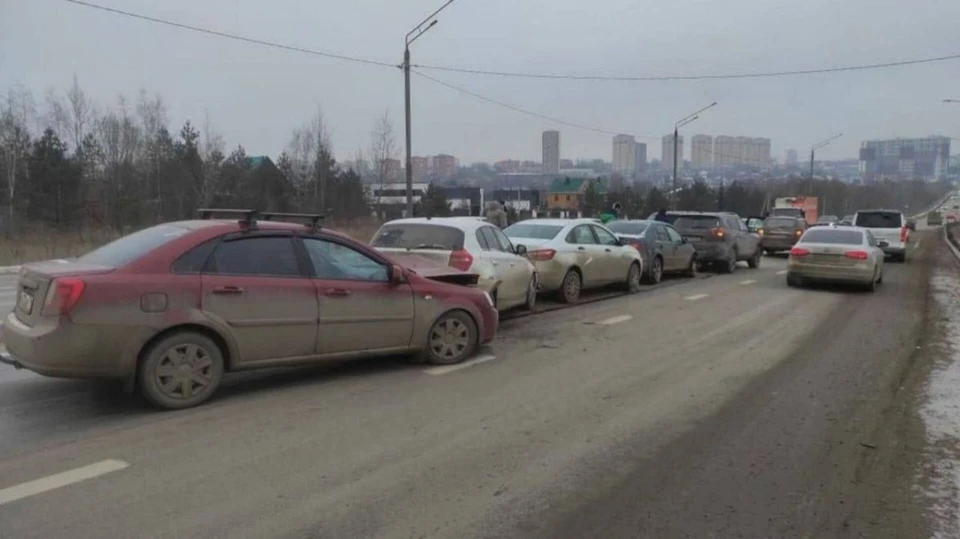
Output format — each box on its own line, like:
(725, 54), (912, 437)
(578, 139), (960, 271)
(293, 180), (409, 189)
(0, 459), (129, 506)
(598, 314), (632, 325)
(424, 354), (497, 376)
(684, 293), (709, 301)
(739, 279), (757, 285)
(915, 239), (922, 250)
(777, 270), (788, 275)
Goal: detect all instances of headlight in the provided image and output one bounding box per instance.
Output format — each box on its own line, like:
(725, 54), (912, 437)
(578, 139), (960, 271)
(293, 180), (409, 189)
(483, 291), (495, 307)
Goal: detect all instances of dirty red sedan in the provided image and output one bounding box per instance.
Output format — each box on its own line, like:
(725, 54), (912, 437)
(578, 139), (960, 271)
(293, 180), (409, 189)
(0, 210), (498, 409)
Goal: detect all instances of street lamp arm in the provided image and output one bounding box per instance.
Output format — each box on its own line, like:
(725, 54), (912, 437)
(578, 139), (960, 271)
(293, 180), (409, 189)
(407, 19), (438, 47)
(676, 114), (700, 129)
(406, 0), (456, 43)
(812, 133), (843, 151)
(945, 99), (960, 103)
(675, 101), (718, 127)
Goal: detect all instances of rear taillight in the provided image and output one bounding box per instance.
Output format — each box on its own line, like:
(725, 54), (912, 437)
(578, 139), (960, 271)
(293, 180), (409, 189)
(629, 241), (643, 252)
(42, 277), (86, 316)
(448, 249), (474, 272)
(844, 250), (869, 260)
(900, 226), (908, 242)
(789, 247), (810, 257)
(710, 227), (725, 240)
(528, 249), (557, 261)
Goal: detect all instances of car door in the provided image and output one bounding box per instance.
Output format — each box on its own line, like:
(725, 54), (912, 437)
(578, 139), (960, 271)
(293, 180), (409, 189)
(566, 224), (603, 286)
(489, 226), (534, 307)
(731, 216), (755, 257)
(652, 223), (678, 270)
(591, 224), (632, 283)
(302, 236), (416, 356)
(478, 225), (523, 306)
(201, 233), (318, 366)
(664, 225), (689, 270)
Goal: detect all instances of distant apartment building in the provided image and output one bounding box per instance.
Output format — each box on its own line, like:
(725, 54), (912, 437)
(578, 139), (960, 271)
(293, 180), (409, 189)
(786, 148), (799, 165)
(709, 135), (771, 169)
(495, 159), (521, 173)
(542, 130), (561, 175)
(383, 158), (402, 181)
(634, 143), (647, 174)
(612, 134), (636, 177)
(410, 156), (429, 180)
(691, 134), (713, 169)
(661, 134), (684, 171)
(560, 158), (574, 169)
(431, 154), (458, 178)
(859, 136), (952, 181)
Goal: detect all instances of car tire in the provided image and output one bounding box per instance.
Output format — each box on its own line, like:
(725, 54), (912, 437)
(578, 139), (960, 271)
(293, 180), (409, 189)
(747, 250), (761, 269)
(719, 251), (737, 274)
(521, 276), (537, 311)
(138, 331), (225, 410)
(645, 256), (663, 284)
(626, 262), (642, 293)
(684, 255), (698, 278)
(557, 269), (582, 303)
(864, 274), (877, 292)
(421, 310), (477, 365)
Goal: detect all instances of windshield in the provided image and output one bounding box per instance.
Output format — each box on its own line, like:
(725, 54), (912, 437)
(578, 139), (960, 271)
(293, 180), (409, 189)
(855, 212), (903, 228)
(800, 229), (864, 244)
(770, 208), (804, 218)
(504, 223), (564, 240)
(673, 216), (720, 230)
(370, 224), (465, 250)
(764, 217), (797, 228)
(606, 221), (649, 235)
(77, 224), (189, 267)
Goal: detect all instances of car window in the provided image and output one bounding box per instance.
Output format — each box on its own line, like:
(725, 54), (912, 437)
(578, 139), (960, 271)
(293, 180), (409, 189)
(492, 228), (515, 252)
(654, 225), (670, 242)
(479, 226), (507, 252)
(765, 217), (798, 228)
(504, 223), (564, 240)
(303, 238), (388, 282)
(474, 229), (491, 250)
(172, 238), (220, 274)
(855, 211), (903, 228)
(592, 225), (619, 246)
(78, 224), (190, 268)
(674, 216), (720, 230)
(566, 225), (597, 244)
(371, 223), (465, 250)
(665, 226), (683, 243)
(210, 236), (301, 277)
(606, 221), (650, 235)
(865, 230), (877, 247)
(800, 229), (864, 244)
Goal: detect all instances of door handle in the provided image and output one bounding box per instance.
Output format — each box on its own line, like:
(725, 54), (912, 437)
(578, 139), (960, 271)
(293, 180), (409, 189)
(604, 248), (612, 252)
(212, 285), (244, 295)
(323, 288), (351, 297)
(578, 246), (586, 251)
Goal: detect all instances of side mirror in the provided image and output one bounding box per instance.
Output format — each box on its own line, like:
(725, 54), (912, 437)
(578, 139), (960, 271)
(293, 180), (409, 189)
(514, 244), (528, 255)
(389, 265), (406, 284)
(681, 237), (688, 244)
(877, 241), (890, 248)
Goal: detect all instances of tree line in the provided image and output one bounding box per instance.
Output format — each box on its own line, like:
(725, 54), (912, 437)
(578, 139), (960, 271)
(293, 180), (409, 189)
(0, 78), (396, 237)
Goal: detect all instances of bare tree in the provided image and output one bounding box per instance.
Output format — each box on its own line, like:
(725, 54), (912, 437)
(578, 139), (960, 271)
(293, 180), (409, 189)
(369, 111), (395, 219)
(0, 84), (36, 235)
(66, 74), (91, 150)
(199, 110), (225, 207)
(44, 87), (70, 142)
(286, 106), (333, 212)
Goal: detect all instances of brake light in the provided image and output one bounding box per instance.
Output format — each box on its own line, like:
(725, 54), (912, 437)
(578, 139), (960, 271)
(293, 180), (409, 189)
(844, 250), (869, 260)
(628, 241), (643, 252)
(527, 249), (557, 261)
(41, 277), (86, 316)
(448, 249), (474, 272)
(900, 226), (908, 243)
(789, 247), (810, 257)
(710, 227), (725, 240)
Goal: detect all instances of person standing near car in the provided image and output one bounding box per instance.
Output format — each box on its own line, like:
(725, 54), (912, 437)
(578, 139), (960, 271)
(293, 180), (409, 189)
(655, 208), (669, 223)
(485, 200), (508, 229)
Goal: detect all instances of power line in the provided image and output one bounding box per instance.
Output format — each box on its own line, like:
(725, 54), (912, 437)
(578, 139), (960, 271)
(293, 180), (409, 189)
(62, 0), (397, 69)
(414, 52), (960, 82)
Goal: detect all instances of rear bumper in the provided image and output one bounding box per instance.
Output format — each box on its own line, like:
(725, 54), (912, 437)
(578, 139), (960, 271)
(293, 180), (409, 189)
(532, 260), (569, 292)
(763, 236), (799, 250)
(880, 243), (906, 256)
(690, 243), (731, 263)
(788, 262), (875, 284)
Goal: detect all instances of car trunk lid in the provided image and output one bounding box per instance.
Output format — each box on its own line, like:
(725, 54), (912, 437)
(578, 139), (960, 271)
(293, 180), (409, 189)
(382, 252), (480, 287)
(796, 243), (867, 267)
(14, 260), (113, 327)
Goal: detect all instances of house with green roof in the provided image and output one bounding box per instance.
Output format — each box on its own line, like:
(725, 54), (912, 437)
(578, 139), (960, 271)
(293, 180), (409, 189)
(546, 176), (606, 212)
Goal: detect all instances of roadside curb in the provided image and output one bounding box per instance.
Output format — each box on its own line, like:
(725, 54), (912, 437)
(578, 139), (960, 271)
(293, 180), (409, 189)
(0, 266), (20, 275)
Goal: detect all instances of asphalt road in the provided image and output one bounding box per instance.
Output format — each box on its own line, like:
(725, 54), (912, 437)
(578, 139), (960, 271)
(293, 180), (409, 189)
(0, 234), (937, 538)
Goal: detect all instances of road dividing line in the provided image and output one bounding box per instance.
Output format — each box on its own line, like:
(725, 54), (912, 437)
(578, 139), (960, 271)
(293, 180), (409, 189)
(739, 279), (757, 285)
(0, 459), (129, 506)
(684, 293), (709, 301)
(777, 270), (788, 275)
(424, 354), (497, 376)
(598, 314), (633, 325)
(915, 239), (922, 250)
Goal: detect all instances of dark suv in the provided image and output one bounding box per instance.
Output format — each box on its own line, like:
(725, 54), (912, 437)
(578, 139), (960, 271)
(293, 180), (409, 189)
(670, 211), (761, 273)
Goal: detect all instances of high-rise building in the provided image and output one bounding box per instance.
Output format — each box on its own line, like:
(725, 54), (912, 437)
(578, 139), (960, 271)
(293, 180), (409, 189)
(542, 130), (560, 175)
(704, 135), (772, 169)
(691, 134), (713, 169)
(859, 136), (951, 181)
(634, 143), (647, 175)
(662, 134), (684, 171)
(410, 156), (429, 180)
(612, 134), (636, 177)
(786, 149), (799, 165)
(432, 154), (458, 178)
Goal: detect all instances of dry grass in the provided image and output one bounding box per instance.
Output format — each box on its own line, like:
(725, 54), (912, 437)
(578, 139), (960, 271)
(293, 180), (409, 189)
(0, 220), (383, 267)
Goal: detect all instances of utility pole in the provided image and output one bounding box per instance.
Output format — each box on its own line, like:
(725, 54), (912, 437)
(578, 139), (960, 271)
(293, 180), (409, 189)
(403, 0), (457, 218)
(672, 102), (717, 209)
(808, 133), (843, 195)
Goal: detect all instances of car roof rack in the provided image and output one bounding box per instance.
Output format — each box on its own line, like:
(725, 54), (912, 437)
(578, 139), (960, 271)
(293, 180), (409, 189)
(260, 212), (325, 229)
(197, 208), (259, 226)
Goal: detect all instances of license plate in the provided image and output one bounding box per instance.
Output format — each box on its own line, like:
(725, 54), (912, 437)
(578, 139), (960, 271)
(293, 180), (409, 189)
(18, 290), (34, 314)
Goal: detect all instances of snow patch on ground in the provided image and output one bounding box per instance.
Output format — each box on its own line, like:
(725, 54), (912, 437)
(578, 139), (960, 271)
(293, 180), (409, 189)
(921, 270), (960, 538)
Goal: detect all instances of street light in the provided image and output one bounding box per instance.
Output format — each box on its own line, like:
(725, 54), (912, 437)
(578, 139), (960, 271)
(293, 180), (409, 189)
(672, 102), (717, 209)
(403, 0), (458, 218)
(944, 99), (960, 103)
(808, 133), (843, 194)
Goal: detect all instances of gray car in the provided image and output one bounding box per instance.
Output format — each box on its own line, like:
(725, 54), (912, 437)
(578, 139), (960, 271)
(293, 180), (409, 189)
(607, 220), (698, 283)
(671, 212), (762, 274)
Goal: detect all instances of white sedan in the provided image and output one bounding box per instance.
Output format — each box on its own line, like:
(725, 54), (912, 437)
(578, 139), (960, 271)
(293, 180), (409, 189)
(786, 225), (886, 291)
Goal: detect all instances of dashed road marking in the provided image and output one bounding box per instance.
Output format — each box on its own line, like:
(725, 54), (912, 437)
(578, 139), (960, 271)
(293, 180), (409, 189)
(598, 314), (632, 325)
(684, 293), (709, 301)
(739, 279), (756, 285)
(915, 240), (922, 250)
(424, 354), (497, 376)
(776, 270), (788, 275)
(0, 459), (130, 506)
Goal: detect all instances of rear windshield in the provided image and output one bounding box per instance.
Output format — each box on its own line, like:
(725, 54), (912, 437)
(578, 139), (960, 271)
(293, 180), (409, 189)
(673, 216), (720, 230)
(606, 221), (649, 235)
(370, 224), (464, 250)
(504, 223), (564, 240)
(855, 212), (902, 228)
(764, 217), (797, 228)
(77, 224), (190, 267)
(801, 229), (863, 244)
(770, 208), (804, 217)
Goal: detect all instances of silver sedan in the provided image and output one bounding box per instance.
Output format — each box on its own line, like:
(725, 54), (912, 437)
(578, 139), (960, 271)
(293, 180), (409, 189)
(786, 225), (886, 291)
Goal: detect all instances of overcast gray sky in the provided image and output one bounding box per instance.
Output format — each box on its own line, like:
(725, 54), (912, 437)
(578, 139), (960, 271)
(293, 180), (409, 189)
(2, 0), (959, 164)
